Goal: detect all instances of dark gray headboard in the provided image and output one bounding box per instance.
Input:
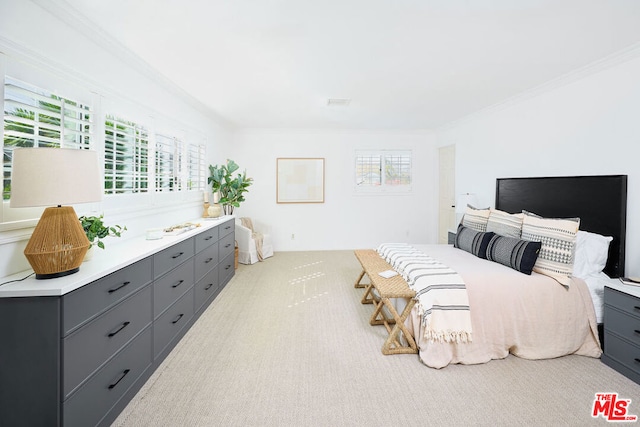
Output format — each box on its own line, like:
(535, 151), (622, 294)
(495, 175), (627, 278)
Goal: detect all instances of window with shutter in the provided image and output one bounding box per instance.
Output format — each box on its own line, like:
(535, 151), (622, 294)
(104, 115), (149, 194)
(354, 149), (412, 193)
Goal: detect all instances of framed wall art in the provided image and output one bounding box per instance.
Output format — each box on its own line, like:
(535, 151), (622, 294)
(276, 158), (325, 203)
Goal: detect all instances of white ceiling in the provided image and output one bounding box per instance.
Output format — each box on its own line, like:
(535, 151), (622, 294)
(59, 0), (640, 130)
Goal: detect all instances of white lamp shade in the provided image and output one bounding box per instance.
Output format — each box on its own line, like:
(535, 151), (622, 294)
(10, 148), (102, 208)
(455, 193), (478, 214)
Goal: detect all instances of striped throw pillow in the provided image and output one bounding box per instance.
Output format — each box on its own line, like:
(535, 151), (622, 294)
(486, 235), (541, 275)
(454, 225), (494, 259)
(521, 211), (580, 287)
(486, 209), (524, 238)
(461, 205), (490, 232)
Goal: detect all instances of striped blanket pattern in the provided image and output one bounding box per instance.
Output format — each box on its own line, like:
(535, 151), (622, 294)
(377, 243), (473, 343)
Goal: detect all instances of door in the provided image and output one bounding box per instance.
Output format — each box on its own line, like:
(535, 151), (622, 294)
(438, 145), (456, 244)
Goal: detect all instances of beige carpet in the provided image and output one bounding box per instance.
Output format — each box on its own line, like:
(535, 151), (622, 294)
(112, 250), (639, 426)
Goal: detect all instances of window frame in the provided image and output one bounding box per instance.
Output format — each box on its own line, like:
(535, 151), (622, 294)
(354, 149), (412, 194)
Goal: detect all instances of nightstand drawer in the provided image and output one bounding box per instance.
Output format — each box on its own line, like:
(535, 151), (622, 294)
(605, 287), (640, 319)
(154, 258), (194, 318)
(153, 238), (194, 279)
(604, 333), (640, 376)
(63, 257), (153, 335)
(605, 306), (640, 347)
(63, 285), (152, 399)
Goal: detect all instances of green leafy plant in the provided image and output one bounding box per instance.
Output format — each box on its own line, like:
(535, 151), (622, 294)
(79, 214), (126, 249)
(208, 159), (253, 215)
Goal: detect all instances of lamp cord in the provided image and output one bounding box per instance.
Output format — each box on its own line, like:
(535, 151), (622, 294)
(0, 271), (35, 287)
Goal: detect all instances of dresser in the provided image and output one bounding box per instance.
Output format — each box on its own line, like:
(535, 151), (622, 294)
(602, 282), (640, 385)
(0, 217), (235, 427)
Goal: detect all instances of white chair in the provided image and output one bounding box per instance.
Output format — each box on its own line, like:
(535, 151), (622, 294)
(235, 218), (274, 264)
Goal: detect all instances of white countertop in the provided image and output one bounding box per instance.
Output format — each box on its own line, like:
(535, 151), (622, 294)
(0, 216), (234, 298)
(605, 279), (640, 299)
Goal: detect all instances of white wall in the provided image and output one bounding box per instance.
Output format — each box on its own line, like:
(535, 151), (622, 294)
(0, 0), (233, 278)
(227, 130), (439, 251)
(437, 52), (640, 276)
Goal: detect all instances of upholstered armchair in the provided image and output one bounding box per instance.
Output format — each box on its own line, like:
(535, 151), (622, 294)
(235, 218), (274, 264)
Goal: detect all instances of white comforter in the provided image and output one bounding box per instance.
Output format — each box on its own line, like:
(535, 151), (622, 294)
(405, 245), (602, 369)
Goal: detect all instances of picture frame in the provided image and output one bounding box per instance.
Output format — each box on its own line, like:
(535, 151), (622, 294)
(276, 158), (325, 203)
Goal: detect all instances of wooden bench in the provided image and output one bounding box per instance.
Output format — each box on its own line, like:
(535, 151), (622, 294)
(354, 249), (418, 355)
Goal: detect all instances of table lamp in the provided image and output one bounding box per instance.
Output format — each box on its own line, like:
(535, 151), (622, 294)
(10, 148), (102, 279)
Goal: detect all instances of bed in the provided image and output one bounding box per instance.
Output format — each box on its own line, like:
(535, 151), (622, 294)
(376, 175), (627, 368)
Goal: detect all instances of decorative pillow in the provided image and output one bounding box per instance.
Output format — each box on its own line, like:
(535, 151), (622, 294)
(486, 209), (524, 238)
(572, 230), (613, 279)
(486, 235), (541, 275)
(461, 205), (490, 232)
(454, 224), (494, 259)
(521, 211), (580, 287)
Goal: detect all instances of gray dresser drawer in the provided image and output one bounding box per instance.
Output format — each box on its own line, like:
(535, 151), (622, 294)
(219, 252), (235, 286)
(604, 333), (640, 376)
(153, 237), (194, 279)
(63, 285), (152, 399)
(219, 231), (235, 260)
(63, 257), (153, 335)
(154, 258), (194, 318)
(219, 220), (235, 239)
(195, 243), (219, 282)
(154, 289), (194, 358)
(63, 327), (152, 427)
(604, 306), (640, 347)
(195, 265), (219, 313)
(195, 227), (219, 253)
(605, 287), (640, 319)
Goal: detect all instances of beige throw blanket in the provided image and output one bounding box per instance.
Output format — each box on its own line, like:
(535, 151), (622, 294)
(241, 217), (264, 261)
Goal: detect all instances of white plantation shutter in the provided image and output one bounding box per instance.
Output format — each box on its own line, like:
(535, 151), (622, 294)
(187, 143), (206, 191)
(3, 77), (92, 200)
(104, 115), (150, 194)
(355, 150), (412, 193)
(155, 133), (182, 192)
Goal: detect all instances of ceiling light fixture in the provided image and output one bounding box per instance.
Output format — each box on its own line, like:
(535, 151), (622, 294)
(326, 98), (351, 107)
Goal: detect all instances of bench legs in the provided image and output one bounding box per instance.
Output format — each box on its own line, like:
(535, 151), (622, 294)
(355, 269), (376, 304)
(380, 297), (418, 355)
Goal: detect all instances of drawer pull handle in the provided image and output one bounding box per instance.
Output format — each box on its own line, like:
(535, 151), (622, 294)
(204, 236), (213, 241)
(635, 306), (640, 311)
(205, 283), (214, 291)
(171, 252), (184, 259)
(108, 321), (130, 338)
(635, 358), (640, 364)
(635, 330), (640, 335)
(172, 313), (184, 324)
(224, 243), (231, 248)
(225, 264), (231, 270)
(225, 225), (231, 230)
(108, 281), (131, 294)
(108, 369), (130, 390)
(205, 257), (213, 264)
(171, 280), (184, 289)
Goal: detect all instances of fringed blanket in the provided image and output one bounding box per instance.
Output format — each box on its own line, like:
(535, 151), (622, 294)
(240, 217), (265, 261)
(377, 243), (473, 343)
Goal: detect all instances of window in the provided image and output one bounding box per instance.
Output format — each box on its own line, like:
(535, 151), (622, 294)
(3, 76), (92, 199)
(186, 142), (206, 191)
(155, 133), (182, 192)
(355, 149), (412, 193)
(104, 115), (149, 194)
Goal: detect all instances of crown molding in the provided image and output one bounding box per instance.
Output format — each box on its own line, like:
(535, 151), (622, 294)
(438, 41), (640, 131)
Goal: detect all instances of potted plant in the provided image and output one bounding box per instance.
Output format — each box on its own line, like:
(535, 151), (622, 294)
(79, 214), (126, 250)
(208, 159), (253, 215)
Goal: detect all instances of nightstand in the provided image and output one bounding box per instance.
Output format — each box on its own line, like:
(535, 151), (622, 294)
(447, 230), (456, 245)
(602, 281), (640, 385)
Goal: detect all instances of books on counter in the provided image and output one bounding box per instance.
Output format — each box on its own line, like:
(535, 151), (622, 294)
(619, 277), (640, 286)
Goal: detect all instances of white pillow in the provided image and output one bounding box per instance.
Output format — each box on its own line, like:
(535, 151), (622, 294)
(572, 230), (613, 279)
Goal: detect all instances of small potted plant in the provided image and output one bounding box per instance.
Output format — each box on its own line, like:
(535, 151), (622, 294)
(208, 159), (253, 215)
(79, 215), (126, 259)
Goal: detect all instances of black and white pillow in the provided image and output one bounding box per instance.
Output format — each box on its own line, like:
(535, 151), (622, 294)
(454, 224), (494, 259)
(461, 205), (491, 232)
(486, 209), (524, 238)
(486, 235), (542, 275)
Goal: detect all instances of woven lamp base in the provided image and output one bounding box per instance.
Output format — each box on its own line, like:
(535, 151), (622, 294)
(24, 206), (90, 279)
